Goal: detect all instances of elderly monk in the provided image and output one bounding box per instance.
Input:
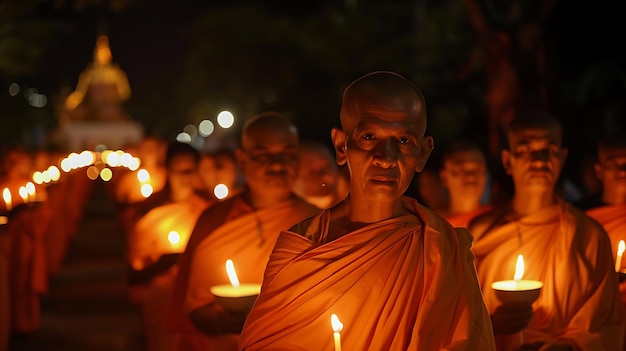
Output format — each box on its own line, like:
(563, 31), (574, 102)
(585, 133), (626, 350)
(438, 140), (491, 228)
(240, 71), (495, 350)
(127, 141), (210, 351)
(161, 112), (320, 351)
(468, 112), (624, 351)
(292, 140), (348, 209)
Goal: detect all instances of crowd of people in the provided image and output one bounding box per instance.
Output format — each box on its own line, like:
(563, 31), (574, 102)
(1, 71), (625, 351)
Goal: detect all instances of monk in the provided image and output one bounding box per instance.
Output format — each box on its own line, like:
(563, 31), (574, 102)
(292, 140), (348, 209)
(162, 112), (320, 351)
(468, 112), (624, 351)
(127, 141), (210, 351)
(585, 133), (626, 350)
(240, 71), (495, 350)
(438, 140), (491, 228)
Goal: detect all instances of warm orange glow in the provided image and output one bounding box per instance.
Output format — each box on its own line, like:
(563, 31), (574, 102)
(3, 188), (12, 210)
(225, 259), (240, 287)
(32, 171), (44, 184)
(87, 166), (100, 180)
(514, 254), (524, 281)
(19, 186), (28, 202)
(100, 168), (113, 181)
(140, 183), (153, 198)
(48, 166), (61, 181)
(137, 169), (150, 183)
(331, 314), (343, 333)
(214, 184), (229, 200)
(26, 182), (35, 198)
(616, 240), (625, 272)
(0, 216), (7, 225)
(60, 158), (71, 173)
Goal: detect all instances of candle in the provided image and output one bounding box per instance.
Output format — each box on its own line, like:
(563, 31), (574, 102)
(331, 313), (343, 351)
(616, 240), (625, 272)
(209, 259), (261, 298)
(18, 186), (28, 203)
(25, 182), (36, 201)
(3, 188), (12, 211)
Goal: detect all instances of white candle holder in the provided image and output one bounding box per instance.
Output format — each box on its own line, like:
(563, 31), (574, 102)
(210, 283), (261, 313)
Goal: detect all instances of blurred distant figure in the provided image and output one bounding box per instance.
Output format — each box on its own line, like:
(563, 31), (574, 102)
(413, 163), (448, 212)
(292, 141), (347, 209)
(63, 35), (131, 123)
(196, 149), (243, 201)
(127, 141), (210, 351)
(438, 141), (491, 228)
(585, 132), (626, 350)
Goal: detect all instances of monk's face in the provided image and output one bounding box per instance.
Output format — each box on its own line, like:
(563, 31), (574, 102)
(502, 127), (567, 191)
(440, 149), (487, 200)
(332, 93), (433, 202)
(237, 126), (299, 194)
(167, 154), (198, 196)
(595, 147), (626, 194)
(293, 148), (338, 198)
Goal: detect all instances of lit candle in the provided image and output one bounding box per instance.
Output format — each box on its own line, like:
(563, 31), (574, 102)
(214, 183), (229, 200)
(25, 182), (36, 201)
(167, 230), (181, 250)
(331, 314), (343, 351)
(209, 259), (261, 298)
(616, 240), (625, 272)
(18, 186), (28, 203)
(3, 188), (12, 211)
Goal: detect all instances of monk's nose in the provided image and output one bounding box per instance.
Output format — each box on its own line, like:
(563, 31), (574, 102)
(531, 149), (550, 162)
(373, 139), (399, 168)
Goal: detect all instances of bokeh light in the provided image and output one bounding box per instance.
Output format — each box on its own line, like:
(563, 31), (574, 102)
(213, 183), (229, 200)
(217, 111), (235, 128)
(198, 119), (215, 137)
(100, 168), (113, 181)
(176, 132), (192, 143)
(140, 183), (153, 197)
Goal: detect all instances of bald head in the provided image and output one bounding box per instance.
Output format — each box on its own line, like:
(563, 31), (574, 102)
(241, 111), (299, 149)
(507, 110), (563, 146)
(340, 71), (427, 134)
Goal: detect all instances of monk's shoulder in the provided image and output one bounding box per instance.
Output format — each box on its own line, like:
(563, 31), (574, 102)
(564, 203), (610, 243)
(467, 206), (511, 241)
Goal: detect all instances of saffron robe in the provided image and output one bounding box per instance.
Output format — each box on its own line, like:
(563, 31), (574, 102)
(443, 205), (492, 229)
(472, 202), (624, 351)
(128, 194), (209, 351)
(587, 204), (626, 351)
(240, 197), (495, 350)
(164, 193), (319, 351)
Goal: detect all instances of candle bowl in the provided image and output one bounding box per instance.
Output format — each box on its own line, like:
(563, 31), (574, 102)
(491, 280), (543, 305)
(210, 283), (261, 313)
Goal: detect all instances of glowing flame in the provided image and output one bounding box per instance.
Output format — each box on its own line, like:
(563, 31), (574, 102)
(331, 314), (343, 333)
(213, 184), (229, 200)
(137, 169), (150, 183)
(19, 186), (28, 202)
(514, 254), (524, 281)
(168, 231), (180, 245)
(33, 171), (44, 184)
(225, 259), (240, 287)
(48, 166), (60, 181)
(26, 182), (35, 197)
(3, 188), (12, 210)
(140, 183), (153, 198)
(619, 241), (625, 257)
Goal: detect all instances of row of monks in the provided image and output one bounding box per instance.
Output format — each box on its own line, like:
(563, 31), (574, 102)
(2, 71), (626, 350)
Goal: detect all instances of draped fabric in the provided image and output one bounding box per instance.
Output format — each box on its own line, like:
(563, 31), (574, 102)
(240, 197), (495, 351)
(443, 205), (492, 229)
(472, 202), (624, 351)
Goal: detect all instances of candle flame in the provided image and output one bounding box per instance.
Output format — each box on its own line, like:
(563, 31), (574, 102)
(3, 188), (12, 210)
(514, 254), (524, 281)
(213, 184), (229, 200)
(167, 231), (180, 245)
(19, 186), (28, 202)
(331, 314), (343, 333)
(140, 183), (153, 198)
(619, 241), (625, 256)
(25, 182), (35, 196)
(225, 259), (240, 287)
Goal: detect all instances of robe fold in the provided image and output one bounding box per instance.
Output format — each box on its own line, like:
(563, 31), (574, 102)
(240, 197), (495, 351)
(443, 205), (492, 229)
(164, 193), (319, 351)
(586, 204), (626, 351)
(472, 202), (624, 351)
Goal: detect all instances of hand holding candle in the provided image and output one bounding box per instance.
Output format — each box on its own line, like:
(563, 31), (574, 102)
(331, 314), (343, 351)
(615, 240), (625, 272)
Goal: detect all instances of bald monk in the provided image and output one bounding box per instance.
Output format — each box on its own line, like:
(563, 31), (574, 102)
(292, 140), (348, 209)
(468, 112), (623, 351)
(438, 140), (491, 228)
(127, 141), (210, 351)
(240, 71), (495, 350)
(585, 133), (626, 350)
(161, 112), (320, 351)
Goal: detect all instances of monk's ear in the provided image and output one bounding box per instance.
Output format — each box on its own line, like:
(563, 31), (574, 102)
(331, 127), (347, 166)
(235, 148), (247, 171)
(502, 149), (512, 175)
(415, 136), (434, 172)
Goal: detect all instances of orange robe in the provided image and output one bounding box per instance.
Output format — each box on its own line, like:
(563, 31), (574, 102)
(164, 193), (319, 351)
(240, 197), (495, 350)
(444, 205), (492, 228)
(472, 202), (624, 351)
(128, 194), (209, 351)
(586, 204), (626, 351)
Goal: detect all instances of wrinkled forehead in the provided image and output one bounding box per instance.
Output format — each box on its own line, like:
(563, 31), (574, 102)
(507, 126), (562, 147)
